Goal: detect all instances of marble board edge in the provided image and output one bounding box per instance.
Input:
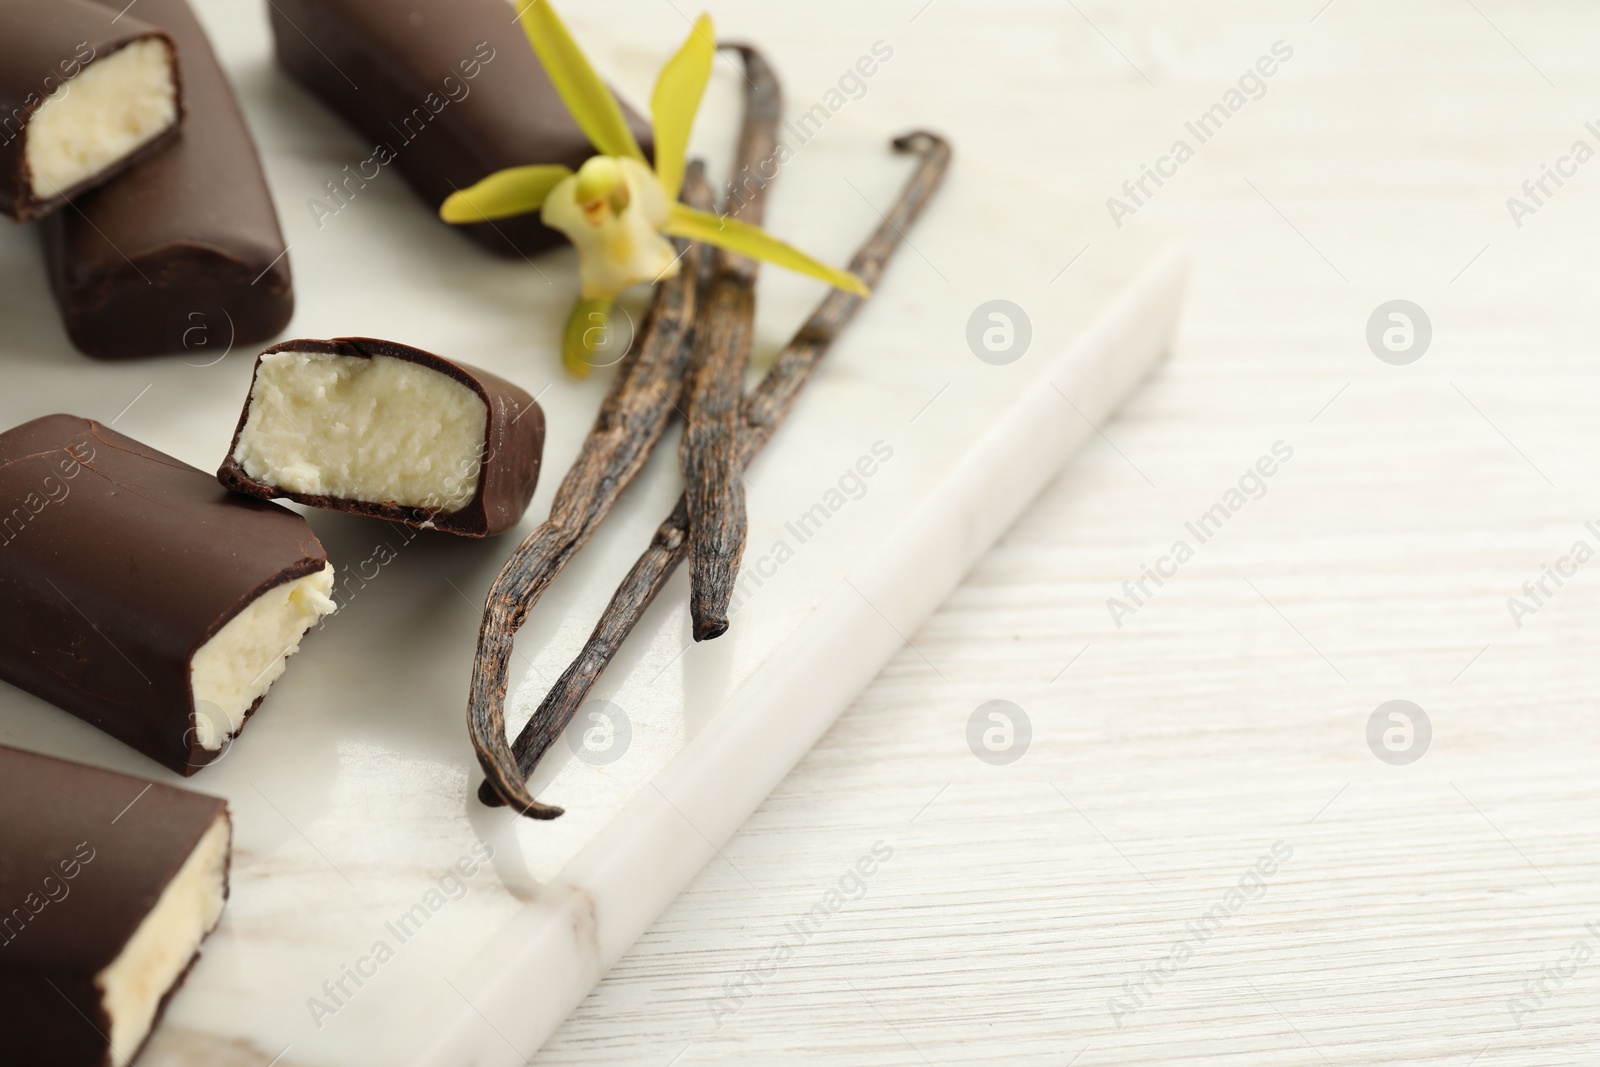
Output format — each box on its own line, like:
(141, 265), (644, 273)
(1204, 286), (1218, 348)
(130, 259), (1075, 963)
(416, 245), (1191, 1066)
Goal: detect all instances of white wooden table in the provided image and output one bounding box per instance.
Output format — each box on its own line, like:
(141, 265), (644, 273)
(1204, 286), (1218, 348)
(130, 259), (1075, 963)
(537, 2), (1600, 1063)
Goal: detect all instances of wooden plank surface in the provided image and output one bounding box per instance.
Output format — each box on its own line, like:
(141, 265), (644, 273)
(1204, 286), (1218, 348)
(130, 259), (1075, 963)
(538, 2), (1600, 1063)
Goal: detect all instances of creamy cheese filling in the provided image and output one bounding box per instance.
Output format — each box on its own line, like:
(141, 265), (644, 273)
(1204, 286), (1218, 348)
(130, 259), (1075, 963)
(232, 351), (489, 513)
(96, 812), (230, 1067)
(189, 564), (336, 750)
(26, 38), (179, 200)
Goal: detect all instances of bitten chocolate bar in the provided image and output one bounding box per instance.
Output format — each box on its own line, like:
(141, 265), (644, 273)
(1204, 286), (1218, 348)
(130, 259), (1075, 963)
(268, 0), (651, 257)
(0, 745), (230, 1067)
(218, 338), (546, 537)
(0, 415), (335, 774)
(39, 0), (293, 359)
(0, 0), (183, 221)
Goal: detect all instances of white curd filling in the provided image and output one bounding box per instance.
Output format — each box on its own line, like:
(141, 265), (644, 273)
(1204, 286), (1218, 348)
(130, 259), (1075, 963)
(189, 564), (336, 750)
(26, 38), (179, 200)
(232, 351), (489, 513)
(96, 812), (230, 1067)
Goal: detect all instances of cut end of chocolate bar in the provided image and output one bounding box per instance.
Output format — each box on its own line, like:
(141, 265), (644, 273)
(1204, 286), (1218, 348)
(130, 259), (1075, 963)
(0, 415), (333, 774)
(190, 563), (336, 751)
(98, 809), (230, 1067)
(37, 0), (292, 358)
(26, 36), (180, 205)
(232, 348), (489, 514)
(0, 745), (232, 1066)
(220, 338), (545, 536)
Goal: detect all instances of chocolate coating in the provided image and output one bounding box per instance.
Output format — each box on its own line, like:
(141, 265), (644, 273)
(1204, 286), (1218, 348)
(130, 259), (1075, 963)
(0, 0), (182, 221)
(0, 744), (230, 1067)
(268, 0), (652, 257)
(0, 415), (328, 774)
(217, 337), (546, 537)
(39, 0), (293, 359)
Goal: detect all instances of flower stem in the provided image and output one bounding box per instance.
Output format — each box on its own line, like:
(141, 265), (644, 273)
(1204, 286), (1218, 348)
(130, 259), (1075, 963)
(561, 296), (617, 377)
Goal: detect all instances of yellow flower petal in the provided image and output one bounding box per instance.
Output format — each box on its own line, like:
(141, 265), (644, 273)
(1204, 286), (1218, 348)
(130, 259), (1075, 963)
(562, 295), (616, 377)
(650, 13), (715, 201)
(517, 0), (645, 162)
(662, 204), (870, 296)
(439, 164), (573, 224)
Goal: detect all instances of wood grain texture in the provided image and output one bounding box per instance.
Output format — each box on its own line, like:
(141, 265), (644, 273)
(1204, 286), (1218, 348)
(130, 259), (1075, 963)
(535, 1), (1600, 1063)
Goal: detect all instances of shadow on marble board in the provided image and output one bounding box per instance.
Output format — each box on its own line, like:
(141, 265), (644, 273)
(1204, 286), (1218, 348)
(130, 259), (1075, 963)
(290, 509), (517, 748)
(0, 224), (78, 371)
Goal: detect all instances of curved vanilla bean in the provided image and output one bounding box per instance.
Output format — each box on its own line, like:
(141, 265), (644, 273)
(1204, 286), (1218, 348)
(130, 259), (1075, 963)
(480, 132), (953, 811)
(681, 44), (781, 642)
(468, 163), (715, 817)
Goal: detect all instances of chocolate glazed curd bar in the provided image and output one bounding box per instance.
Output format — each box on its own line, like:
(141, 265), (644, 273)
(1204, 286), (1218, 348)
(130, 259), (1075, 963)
(0, 0), (183, 221)
(217, 338), (546, 537)
(0, 415), (335, 774)
(268, 0), (652, 257)
(0, 745), (231, 1067)
(39, 0), (293, 359)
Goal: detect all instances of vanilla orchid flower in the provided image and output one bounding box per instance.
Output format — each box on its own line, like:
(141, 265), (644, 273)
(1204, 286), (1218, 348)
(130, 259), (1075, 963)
(439, 0), (868, 376)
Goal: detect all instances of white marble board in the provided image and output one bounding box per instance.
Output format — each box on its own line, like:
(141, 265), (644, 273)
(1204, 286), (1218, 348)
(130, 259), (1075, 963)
(0, 4), (1186, 1064)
